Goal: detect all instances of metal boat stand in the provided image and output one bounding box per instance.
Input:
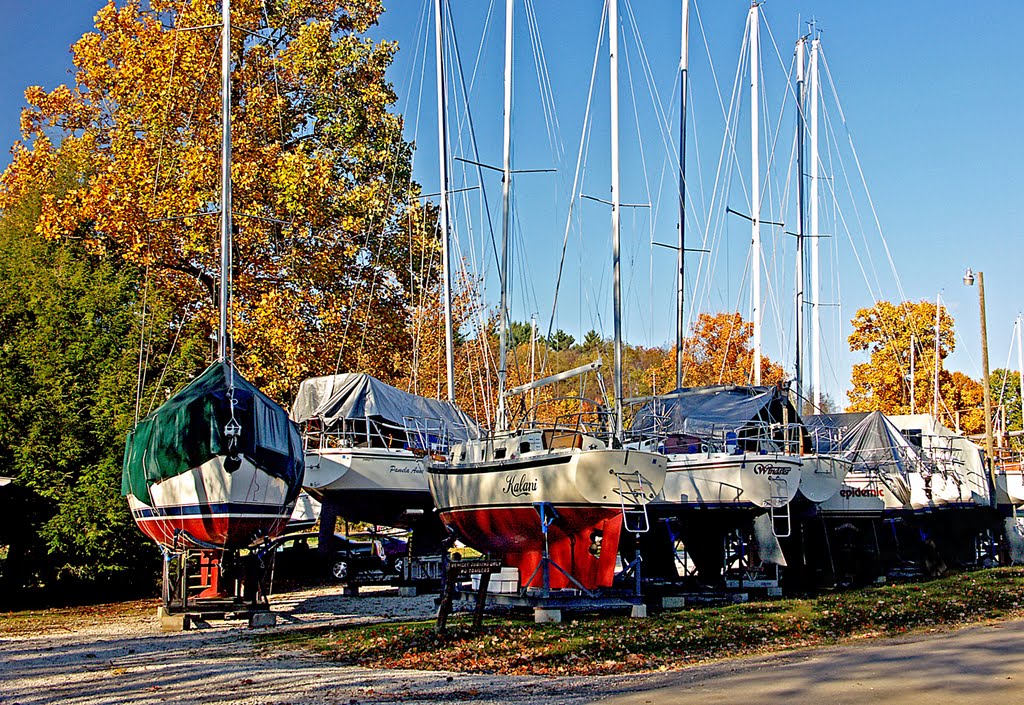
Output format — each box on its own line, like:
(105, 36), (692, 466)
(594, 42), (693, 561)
(157, 530), (275, 631)
(452, 502), (649, 624)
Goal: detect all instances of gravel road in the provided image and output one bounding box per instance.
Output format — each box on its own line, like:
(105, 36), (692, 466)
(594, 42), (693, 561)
(0, 585), (637, 705)
(5, 585), (1024, 705)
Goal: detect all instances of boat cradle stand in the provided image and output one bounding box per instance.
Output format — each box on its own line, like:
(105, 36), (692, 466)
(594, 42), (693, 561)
(158, 533), (277, 631)
(449, 502), (649, 624)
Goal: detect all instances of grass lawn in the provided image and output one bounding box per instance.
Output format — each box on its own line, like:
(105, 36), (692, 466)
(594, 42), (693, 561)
(260, 567), (1024, 676)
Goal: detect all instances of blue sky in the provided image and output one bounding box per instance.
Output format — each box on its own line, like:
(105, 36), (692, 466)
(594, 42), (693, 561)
(1, 1), (1021, 409)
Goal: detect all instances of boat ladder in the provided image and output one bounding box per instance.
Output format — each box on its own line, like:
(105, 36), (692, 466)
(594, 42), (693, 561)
(769, 477), (791, 538)
(615, 470), (654, 535)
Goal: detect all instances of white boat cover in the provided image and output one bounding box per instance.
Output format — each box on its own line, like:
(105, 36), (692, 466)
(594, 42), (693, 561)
(290, 374), (480, 441)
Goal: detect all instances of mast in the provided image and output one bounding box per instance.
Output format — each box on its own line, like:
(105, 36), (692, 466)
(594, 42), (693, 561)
(610, 0), (624, 434)
(809, 34), (821, 408)
(932, 293), (941, 419)
(676, 0), (690, 390)
(496, 0), (514, 431)
(435, 0), (455, 402)
(795, 36), (806, 404)
(749, 2), (761, 386)
(218, 0), (233, 362)
(1018, 316), (1024, 434)
(910, 333), (916, 414)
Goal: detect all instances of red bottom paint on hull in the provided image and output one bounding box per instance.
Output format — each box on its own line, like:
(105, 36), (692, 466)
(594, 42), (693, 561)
(133, 515), (292, 550)
(440, 506), (624, 590)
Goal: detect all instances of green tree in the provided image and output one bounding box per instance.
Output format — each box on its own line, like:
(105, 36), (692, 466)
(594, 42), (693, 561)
(507, 320), (534, 348)
(991, 368), (1023, 449)
(580, 329), (603, 351)
(0, 163), (201, 601)
(548, 329), (575, 352)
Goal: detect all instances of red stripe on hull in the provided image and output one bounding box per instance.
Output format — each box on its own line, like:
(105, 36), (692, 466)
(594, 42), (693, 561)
(440, 506), (624, 590)
(134, 515), (291, 550)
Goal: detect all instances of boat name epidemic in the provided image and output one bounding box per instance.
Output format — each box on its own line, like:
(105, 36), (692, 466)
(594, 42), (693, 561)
(502, 474), (539, 497)
(839, 487), (885, 499)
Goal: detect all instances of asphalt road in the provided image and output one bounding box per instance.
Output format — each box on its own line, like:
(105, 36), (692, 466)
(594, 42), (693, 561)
(595, 619), (1024, 705)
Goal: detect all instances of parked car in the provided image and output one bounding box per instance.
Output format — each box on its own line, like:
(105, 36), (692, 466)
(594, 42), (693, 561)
(267, 532), (387, 583)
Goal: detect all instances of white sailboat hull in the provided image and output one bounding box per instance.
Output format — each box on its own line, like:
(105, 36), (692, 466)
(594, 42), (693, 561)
(656, 452), (802, 509)
(127, 455), (294, 549)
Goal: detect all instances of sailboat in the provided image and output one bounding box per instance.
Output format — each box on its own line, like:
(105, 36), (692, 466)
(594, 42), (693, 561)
(622, 2), (804, 583)
(122, 0), (304, 551)
(291, 372), (479, 530)
(995, 317), (1024, 507)
(426, 0), (666, 593)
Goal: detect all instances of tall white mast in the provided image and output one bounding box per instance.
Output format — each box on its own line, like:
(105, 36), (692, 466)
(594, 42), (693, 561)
(795, 36), (806, 403)
(434, 0), (455, 402)
(676, 0), (690, 390)
(749, 2), (761, 386)
(610, 0), (624, 434)
(496, 0), (514, 431)
(218, 0), (233, 363)
(932, 293), (941, 419)
(910, 333), (916, 414)
(809, 35), (821, 408)
(1017, 316), (1024, 434)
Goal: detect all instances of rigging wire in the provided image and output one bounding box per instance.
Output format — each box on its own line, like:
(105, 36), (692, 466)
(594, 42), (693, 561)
(540, 0), (608, 375)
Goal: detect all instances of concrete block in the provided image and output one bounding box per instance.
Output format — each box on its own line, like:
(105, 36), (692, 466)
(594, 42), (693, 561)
(249, 611), (276, 629)
(661, 596), (687, 609)
(630, 604), (648, 619)
(157, 607), (188, 632)
(534, 608), (562, 624)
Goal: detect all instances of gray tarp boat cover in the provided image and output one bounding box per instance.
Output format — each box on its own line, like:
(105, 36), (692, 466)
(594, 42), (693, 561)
(291, 374), (480, 441)
(805, 411), (933, 505)
(805, 411), (930, 475)
(631, 384), (799, 439)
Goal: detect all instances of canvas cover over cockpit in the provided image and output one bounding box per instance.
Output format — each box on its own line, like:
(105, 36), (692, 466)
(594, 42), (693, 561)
(630, 384), (800, 442)
(806, 411), (932, 477)
(122, 362), (304, 506)
(291, 373), (480, 442)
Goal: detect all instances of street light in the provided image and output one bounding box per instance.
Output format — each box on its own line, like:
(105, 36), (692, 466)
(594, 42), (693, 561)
(964, 268), (996, 507)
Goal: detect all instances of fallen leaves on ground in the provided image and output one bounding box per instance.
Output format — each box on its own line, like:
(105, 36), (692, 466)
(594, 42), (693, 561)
(264, 568), (1024, 676)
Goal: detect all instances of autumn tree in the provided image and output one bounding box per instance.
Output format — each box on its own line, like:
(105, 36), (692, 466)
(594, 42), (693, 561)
(652, 311), (785, 390)
(846, 299), (956, 416)
(0, 0), (434, 401)
(943, 371), (984, 435)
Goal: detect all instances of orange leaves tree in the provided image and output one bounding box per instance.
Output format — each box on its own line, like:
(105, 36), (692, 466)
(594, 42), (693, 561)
(0, 0), (434, 401)
(646, 312), (786, 394)
(846, 299), (981, 429)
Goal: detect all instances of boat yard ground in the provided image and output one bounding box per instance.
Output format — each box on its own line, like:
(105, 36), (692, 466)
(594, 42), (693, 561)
(3, 573), (1024, 704)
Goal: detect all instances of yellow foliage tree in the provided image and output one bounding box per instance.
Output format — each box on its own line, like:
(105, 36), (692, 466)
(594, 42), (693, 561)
(0, 0), (434, 401)
(846, 299), (983, 429)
